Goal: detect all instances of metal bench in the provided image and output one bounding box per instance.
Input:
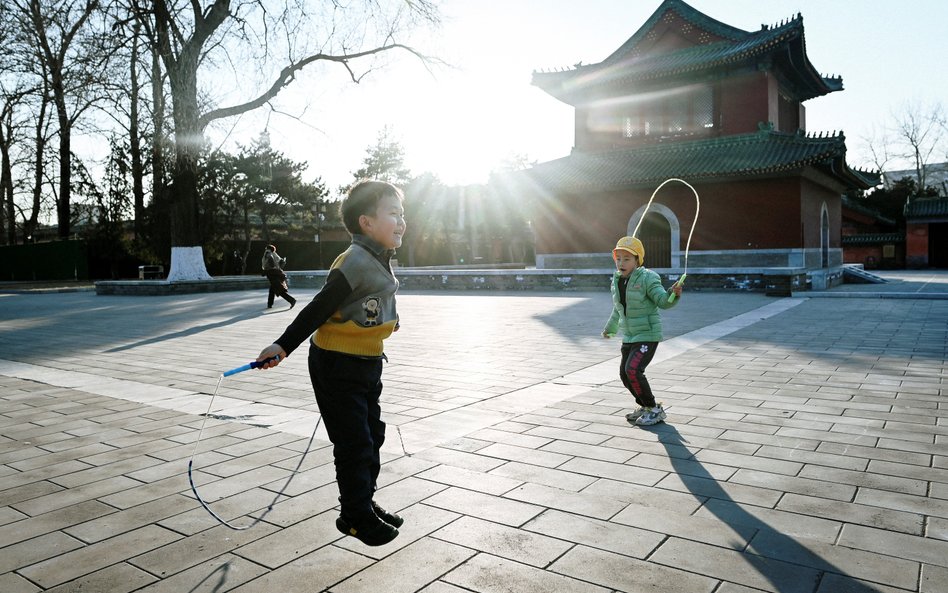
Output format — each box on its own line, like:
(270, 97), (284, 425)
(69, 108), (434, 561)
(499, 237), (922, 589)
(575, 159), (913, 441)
(138, 265), (164, 280)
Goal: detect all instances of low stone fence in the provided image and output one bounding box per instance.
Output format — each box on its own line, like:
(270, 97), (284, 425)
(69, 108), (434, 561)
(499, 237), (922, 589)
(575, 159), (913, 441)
(95, 267), (808, 296)
(94, 276), (269, 296)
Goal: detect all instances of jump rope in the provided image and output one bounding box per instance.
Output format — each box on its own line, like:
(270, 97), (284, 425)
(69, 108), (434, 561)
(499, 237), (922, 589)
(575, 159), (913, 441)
(630, 178), (701, 302)
(187, 354), (412, 530)
(186, 355), (323, 531)
(190, 179), (699, 529)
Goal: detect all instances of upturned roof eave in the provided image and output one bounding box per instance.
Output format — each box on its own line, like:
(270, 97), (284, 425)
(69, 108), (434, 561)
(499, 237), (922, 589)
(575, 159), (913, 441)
(600, 0), (750, 65)
(532, 13), (839, 104)
(521, 131), (870, 193)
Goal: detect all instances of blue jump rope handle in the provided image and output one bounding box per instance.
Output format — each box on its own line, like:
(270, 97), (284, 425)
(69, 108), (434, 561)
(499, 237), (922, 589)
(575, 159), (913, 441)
(222, 355), (280, 377)
(668, 273), (687, 303)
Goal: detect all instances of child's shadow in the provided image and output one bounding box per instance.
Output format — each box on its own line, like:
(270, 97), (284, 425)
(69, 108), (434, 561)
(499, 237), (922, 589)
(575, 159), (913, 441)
(641, 422), (884, 593)
(187, 560), (231, 593)
(105, 309), (264, 353)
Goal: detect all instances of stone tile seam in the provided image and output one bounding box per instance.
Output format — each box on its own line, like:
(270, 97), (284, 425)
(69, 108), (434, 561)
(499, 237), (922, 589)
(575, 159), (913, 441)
(0, 298), (804, 447)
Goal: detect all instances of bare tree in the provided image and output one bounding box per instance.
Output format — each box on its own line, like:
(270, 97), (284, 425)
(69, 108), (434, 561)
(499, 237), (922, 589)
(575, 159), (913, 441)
(130, 0), (440, 280)
(0, 2), (40, 245)
(891, 100), (945, 190)
(24, 80), (55, 244)
(98, 8), (156, 242)
(860, 123), (894, 177)
(11, 0), (113, 239)
(0, 85), (43, 245)
(127, 22), (146, 238)
(0, 71), (55, 247)
(0, 95), (19, 244)
(0, 9), (16, 244)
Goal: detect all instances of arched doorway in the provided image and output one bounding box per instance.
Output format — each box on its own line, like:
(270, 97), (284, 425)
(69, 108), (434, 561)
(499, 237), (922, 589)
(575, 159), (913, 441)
(821, 203), (829, 268)
(628, 203), (679, 268)
(638, 213), (672, 268)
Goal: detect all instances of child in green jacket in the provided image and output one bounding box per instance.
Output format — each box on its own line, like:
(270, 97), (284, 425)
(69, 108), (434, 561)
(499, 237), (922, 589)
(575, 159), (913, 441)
(602, 236), (682, 426)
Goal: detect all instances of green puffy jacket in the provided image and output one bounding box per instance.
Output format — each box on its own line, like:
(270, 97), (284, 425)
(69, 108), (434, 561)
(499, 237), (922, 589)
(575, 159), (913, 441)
(602, 267), (678, 342)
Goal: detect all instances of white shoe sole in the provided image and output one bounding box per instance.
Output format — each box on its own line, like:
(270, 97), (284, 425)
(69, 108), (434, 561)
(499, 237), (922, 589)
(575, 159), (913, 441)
(635, 414), (667, 426)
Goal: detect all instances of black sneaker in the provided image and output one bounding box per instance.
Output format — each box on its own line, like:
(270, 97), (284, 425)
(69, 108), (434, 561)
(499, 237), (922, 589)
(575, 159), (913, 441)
(372, 501), (404, 528)
(335, 514), (399, 546)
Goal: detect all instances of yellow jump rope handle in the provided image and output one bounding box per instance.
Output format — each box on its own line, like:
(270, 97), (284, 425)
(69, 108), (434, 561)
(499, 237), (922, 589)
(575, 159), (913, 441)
(668, 273), (686, 303)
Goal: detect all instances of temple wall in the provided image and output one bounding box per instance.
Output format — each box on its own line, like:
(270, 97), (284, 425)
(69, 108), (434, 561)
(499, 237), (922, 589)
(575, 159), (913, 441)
(536, 247), (841, 270)
(906, 223), (930, 268)
(533, 178), (805, 258)
(718, 72), (770, 135)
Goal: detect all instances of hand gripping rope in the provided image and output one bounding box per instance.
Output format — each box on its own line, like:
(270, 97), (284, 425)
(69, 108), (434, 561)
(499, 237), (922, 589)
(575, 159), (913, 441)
(187, 355), (322, 531)
(631, 178), (701, 303)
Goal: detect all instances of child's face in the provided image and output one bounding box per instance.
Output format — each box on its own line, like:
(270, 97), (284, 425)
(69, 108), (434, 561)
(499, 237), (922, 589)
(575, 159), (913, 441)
(614, 251), (639, 277)
(360, 193), (406, 250)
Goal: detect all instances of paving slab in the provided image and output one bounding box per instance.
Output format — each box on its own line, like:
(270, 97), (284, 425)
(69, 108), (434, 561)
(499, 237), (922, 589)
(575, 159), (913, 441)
(1, 282), (947, 592)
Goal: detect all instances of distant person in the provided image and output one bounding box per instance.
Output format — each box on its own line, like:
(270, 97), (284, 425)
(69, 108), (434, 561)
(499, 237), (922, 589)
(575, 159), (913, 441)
(261, 244), (296, 309)
(232, 250), (242, 275)
(254, 180), (406, 546)
(602, 236), (682, 426)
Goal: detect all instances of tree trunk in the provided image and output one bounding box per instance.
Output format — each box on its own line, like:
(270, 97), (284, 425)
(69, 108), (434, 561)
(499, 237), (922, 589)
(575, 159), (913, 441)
(165, 56), (211, 280)
(151, 47), (165, 212)
(130, 23), (144, 239)
(53, 84), (71, 239)
(242, 204), (252, 275)
(0, 105), (14, 245)
(25, 90), (49, 244)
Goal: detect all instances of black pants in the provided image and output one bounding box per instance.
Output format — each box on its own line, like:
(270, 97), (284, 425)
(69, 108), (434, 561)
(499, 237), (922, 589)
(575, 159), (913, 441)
(620, 342), (658, 408)
(266, 270), (295, 308)
(308, 345), (385, 522)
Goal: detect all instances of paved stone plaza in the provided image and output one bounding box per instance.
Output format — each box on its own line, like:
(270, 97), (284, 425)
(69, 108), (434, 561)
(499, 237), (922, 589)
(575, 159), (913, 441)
(1, 274), (947, 592)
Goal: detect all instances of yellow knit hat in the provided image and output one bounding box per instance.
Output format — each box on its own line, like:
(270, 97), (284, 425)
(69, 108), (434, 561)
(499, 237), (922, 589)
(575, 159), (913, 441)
(613, 236), (645, 264)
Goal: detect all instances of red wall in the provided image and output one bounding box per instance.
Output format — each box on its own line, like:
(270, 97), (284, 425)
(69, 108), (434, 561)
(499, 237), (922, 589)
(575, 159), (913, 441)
(844, 245), (903, 269)
(906, 223), (929, 267)
(845, 246), (882, 266)
(800, 178), (842, 248)
(533, 178), (807, 255)
(718, 72), (771, 135)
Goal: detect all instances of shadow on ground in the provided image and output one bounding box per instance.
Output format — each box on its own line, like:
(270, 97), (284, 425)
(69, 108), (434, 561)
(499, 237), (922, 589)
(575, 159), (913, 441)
(652, 423), (884, 593)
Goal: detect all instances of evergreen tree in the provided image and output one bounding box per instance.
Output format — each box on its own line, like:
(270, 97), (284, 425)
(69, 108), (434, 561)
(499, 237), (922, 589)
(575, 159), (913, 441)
(345, 127), (413, 192)
(860, 177), (940, 225)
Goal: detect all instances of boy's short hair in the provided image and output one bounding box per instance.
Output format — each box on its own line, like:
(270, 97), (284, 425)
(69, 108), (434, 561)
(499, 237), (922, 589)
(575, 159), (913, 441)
(340, 180), (404, 235)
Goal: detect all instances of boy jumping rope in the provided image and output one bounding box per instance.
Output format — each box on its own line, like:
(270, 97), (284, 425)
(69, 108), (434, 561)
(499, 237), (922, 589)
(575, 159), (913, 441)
(255, 180), (405, 546)
(602, 236), (682, 426)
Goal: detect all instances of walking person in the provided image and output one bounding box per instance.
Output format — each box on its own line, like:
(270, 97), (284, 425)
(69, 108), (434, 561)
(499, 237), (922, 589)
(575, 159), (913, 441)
(602, 236), (683, 426)
(262, 244), (296, 309)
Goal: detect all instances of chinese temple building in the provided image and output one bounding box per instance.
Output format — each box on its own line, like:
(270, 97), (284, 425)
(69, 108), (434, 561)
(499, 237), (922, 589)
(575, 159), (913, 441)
(519, 0), (878, 291)
(840, 197), (903, 270)
(904, 197), (948, 268)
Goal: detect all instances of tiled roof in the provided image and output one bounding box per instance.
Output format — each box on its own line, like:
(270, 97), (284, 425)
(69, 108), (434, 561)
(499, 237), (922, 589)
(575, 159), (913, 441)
(905, 197), (948, 220)
(604, 0), (748, 53)
(523, 128), (877, 192)
(533, 0), (840, 104)
(841, 197), (896, 226)
(842, 233), (904, 246)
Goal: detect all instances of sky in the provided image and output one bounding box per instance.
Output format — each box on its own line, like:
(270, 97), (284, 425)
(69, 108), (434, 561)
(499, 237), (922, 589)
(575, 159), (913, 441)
(215, 0), (948, 193)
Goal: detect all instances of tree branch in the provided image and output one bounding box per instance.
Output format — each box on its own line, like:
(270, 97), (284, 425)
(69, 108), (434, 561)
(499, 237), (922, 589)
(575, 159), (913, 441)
(199, 42), (433, 127)
(187, 0), (230, 57)
(58, 0), (100, 64)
